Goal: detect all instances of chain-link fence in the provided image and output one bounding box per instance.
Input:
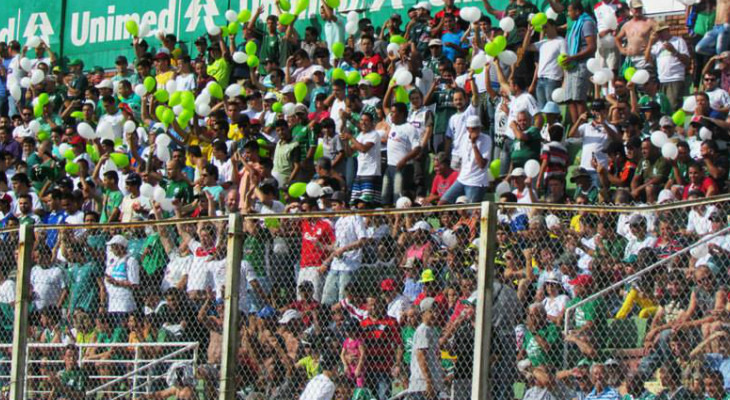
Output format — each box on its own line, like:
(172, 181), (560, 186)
(4, 196), (730, 400)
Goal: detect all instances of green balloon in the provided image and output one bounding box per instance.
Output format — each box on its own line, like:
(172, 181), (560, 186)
(390, 35), (406, 45)
(245, 41), (257, 56)
(38, 93), (50, 105)
(324, 0), (340, 8)
(485, 42), (500, 57)
(63, 149), (75, 161)
(394, 86), (409, 104)
(314, 143), (324, 160)
(155, 105), (166, 122)
(86, 144), (100, 162)
(144, 76), (156, 93)
(279, 0), (291, 11)
(34, 104), (43, 118)
(110, 153), (130, 168)
(237, 10), (252, 23)
(125, 19), (139, 37)
(208, 82), (223, 99)
(71, 111), (85, 120)
(181, 91), (195, 110)
(272, 102), (283, 113)
(532, 12), (548, 27)
(623, 67), (637, 82)
(346, 71), (361, 86)
(294, 82), (308, 103)
(65, 162), (80, 176)
(228, 21), (240, 35)
(37, 131), (50, 141)
(493, 35), (507, 53)
(365, 73), (382, 86)
(162, 108), (175, 125)
(279, 13), (296, 25)
(672, 109), (686, 126)
(288, 182), (307, 198)
(332, 68), (346, 83)
(332, 42), (345, 59)
(178, 109), (194, 127)
(154, 89), (169, 103)
(294, 0), (309, 14)
(169, 91), (182, 107)
(220, 26), (229, 37)
(246, 55), (260, 68)
(489, 159), (501, 179)
(257, 138), (270, 158)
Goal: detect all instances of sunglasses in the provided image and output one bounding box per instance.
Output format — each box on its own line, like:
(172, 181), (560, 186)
(704, 77), (717, 81)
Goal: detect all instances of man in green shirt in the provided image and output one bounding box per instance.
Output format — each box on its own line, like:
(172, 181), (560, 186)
(65, 242), (102, 318)
(165, 160), (194, 204)
(565, 275), (605, 360)
(425, 65), (458, 148)
(637, 78), (672, 116)
(49, 345), (89, 400)
(510, 111), (542, 168)
(99, 170), (123, 223)
(520, 303), (561, 367)
(631, 138), (670, 204)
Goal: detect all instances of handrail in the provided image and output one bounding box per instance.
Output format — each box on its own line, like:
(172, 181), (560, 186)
(0, 342), (198, 349)
(562, 224), (730, 336)
(86, 342), (198, 396)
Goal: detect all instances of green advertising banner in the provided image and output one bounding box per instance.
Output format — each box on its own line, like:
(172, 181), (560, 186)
(0, 0), (63, 51)
(62, 0), (231, 68)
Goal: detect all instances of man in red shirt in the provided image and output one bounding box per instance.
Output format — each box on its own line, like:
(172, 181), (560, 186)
(425, 152), (458, 204)
(297, 198), (335, 302)
(360, 296), (403, 400)
(359, 35), (387, 96)
(431, 0), (465, 32)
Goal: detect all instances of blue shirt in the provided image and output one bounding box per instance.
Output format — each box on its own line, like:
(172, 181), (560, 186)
(42, 210), (67, 249)
(706, 353), (730, 391)
(441, 30), (467, 62)
(585, 387), (620, 400)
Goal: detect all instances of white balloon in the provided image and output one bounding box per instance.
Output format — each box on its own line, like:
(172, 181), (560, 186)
(470, 52), (488, 70)
(225, 83), (242, 98)
(601, 68), (614, 81)
(347, 11), (358, 21)
(699, 127), (713, 141)
(195, 91), (211, 106)
(305, 182), (323, 198)
(153, 186), (167, 202)
(100, 160), (118, 175)
(134, 84), (147, 97)
(159, 198), (175, 212)
(8, 84), (21, 100)
(26, 36), (41, 48)
(20, 77), (31, 89)
(96, 121), (114, 141)
(650, 131), (668, 148)
(586, 58), (601, 74)
(173, 105), (183, 115)
(395, 197), (412, 209)
(138, 22), (151, 37)
(387, 43), (400, 56)
(77, 122), (96, 140)
(225, 10), (238, 23)
(165, 80), (177, 94)
(140, 183), (154, 199)
(394, 69), (413, 86)
(631, 69), (650, 85)
(592, 70), (610, 85)
(207, 25), (221, 36)
(524, 159), (541, 178)
(282, 103), (296, 116)
(156, 146), (171, 162)
(600, 34), (616, 49)
(546, 7), (559, 20)
(20, 58), (32, 72)
(58, 144), (71, 158)
(345, 22), (358, 35)
(155, 134), (172, 147)
(28, 120), (41, 134)
(495, 181), (511, 196)
(682, 96), (697, 113)
(552, 87), (565, 103)
(498, 51), (518, 66)
(123, 120), (136, 134)
(195, 103), (211, 117)
(136, 127), (148, 143)
(499, 17), (515, 33)
(232, 51), (248, 64)
(661, 142), (678, 160)
(30, 69), (44, 85)
(461, 7), (481, 23)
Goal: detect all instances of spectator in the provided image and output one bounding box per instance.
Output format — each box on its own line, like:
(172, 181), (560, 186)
(408, 297), (445, 399)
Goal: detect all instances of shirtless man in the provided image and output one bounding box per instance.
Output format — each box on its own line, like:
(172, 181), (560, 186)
(614, 0), (656, 68)
(696, 0), (730, 56)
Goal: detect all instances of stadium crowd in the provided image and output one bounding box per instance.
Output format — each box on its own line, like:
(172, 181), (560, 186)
(1, 0), (730, 399)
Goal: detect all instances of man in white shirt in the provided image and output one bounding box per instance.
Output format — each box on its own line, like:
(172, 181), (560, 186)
(98, 96), (124, 139)
(445, 73), (479, 170)
(408, 297), (445, 398)
(440, 115), (491, 204)
(521, 19), (567, 108)
(567, 99), (619, 186)
(382, 102), (422, 206)
(103, 235), (140, 315)
(381, 278), (411, 323)
(703, 71), (730, 118)
(341, 112), (382, 204)
(299, 352), (337, 400)
(645, 22), (690, 111)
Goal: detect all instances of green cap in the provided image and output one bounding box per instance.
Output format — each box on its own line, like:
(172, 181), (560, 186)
(68, 58), (83, 67)
(419, 269), (436, 283)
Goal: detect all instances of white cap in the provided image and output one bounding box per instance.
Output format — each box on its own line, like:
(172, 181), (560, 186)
(545, 214), (561, 230)
(106, 234), (128, 248)
(428, 39), (442, 47)
(83, 100), (96, 110)
(415, 1), (432, 11)
(281, 84), (295, 94)
(420, 297), (436, 313)
(455, 195), (469, 204)
(311, 65), (326, 74)
(544, 271), (562, 284)
(95, 79), (113, 90)
(408, 220), (431, 232)
(358, 79), (373, 86)
(510, 168), (525, 178)
(278, 309), (302, 324)
(294, 103), (308, 114)
(264, 92), (277, 101)
(657, 189), (675, 204)
(466, 115), (481, 128)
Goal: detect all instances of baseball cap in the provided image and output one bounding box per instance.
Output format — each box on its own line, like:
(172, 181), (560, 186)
(639, 101), (660, 111)
(541, 101), (561, 115)
(630, 0), (643, 8)
(419, 269), (436, 283)
(569, 275), (593, 286)
(544, 271), (562, 284)
(466, 115), (482, 128)
(257, 305), (277, 319)
(154, 52), (171, 60)
(311, 65), (326, 74)
(264, 92), (277, 101)
(628, 213), (645, 226)
(95, 79), (113, 90)
(68, 136), (86, 146)
(455, 195), (469, 204)
(420, 297), (436, 312)
(278, 309), (303, 324)
(380, 279), (396, 292)
(281, 85), (294, 94)
(655, 22), (669, 33)
(414, 1), (432, 11)
(106, 234), (128, 248)
(408, 220), (431, 232)
(294, 103), (308, 114)
(657, 189), (675, 204)
(115, 56), (128, 65)
(330, 191), (348, 204)
(125, 172), (142, 186)
(358, 79), (373, 87)
(68, 59), (83, 67)
(570, 168), (591, 183)
(428, 39), (442, 47)
(659, 116), (674, 127)
(510, 168), (525, 178)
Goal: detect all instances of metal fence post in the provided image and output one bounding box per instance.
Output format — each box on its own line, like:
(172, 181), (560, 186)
(10, 225), (34, 400)
(472, 202), (497, 400)
(219, 213), (243, 400)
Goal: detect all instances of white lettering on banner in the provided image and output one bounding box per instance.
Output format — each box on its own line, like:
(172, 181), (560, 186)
(0, 18), (17, 43)
(23, 13), (54, 44)
(69, 0), (176, 47)
(184, 0), (220, 32)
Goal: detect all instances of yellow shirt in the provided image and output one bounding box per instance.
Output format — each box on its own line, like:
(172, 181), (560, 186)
(228, 124), (244, 142)
(155, 70), (175, 88)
